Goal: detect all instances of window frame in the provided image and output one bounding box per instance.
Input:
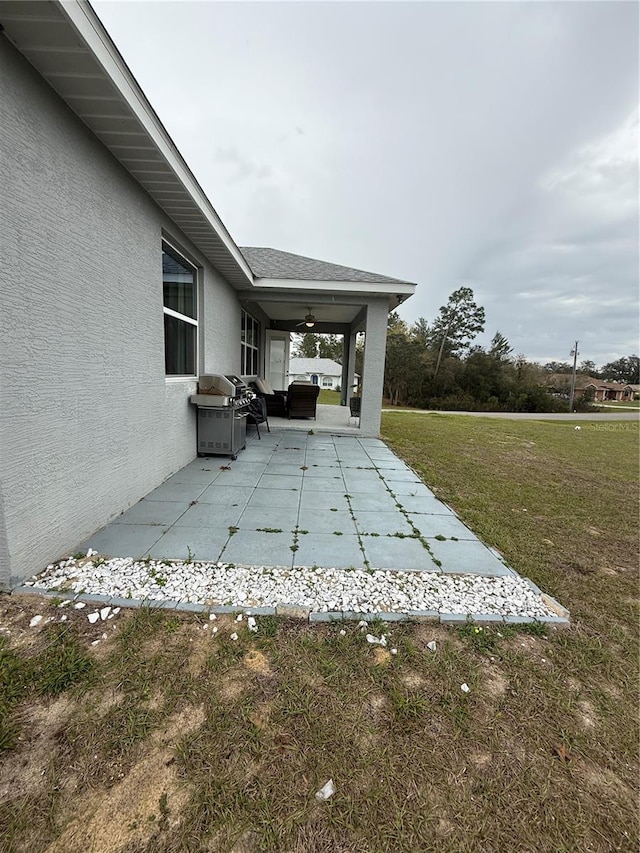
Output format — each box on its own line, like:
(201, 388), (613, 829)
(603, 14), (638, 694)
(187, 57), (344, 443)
(162, 239), (199, 379)
(241, 309), (260, 376)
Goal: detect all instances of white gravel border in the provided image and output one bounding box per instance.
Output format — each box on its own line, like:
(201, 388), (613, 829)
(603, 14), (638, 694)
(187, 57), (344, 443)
(25, 555), (558, 619)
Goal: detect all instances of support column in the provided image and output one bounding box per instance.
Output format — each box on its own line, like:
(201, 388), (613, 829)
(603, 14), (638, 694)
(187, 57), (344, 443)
(340, 333), (350, 406)
(360, 299), (388, 436)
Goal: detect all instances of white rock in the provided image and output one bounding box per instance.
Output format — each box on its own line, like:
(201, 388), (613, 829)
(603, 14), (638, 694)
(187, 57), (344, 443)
(87, 612), (100, 624)
(315, 779), (336, 801)
(74, 602), (86, 609)
(339, 629), (346, 636)
(100, 607), (111, 621)
(390, 648), (398, 655)
(461, 683), (470, 693)
(230, 632), (238, 641)
(209, 613), (217, 621)
(427, 641), (437, 652)
(29, 615), (43, 628)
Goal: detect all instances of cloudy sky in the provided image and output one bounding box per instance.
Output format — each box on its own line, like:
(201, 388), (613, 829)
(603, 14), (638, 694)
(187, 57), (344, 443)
(93, 0), (638, 366)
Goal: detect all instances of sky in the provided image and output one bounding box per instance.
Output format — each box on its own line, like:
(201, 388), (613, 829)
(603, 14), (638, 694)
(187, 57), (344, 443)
(93, 0), (639, 366)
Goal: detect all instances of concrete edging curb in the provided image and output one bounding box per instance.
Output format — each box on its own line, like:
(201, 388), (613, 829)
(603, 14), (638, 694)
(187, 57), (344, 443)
(11, 586), (570, 627)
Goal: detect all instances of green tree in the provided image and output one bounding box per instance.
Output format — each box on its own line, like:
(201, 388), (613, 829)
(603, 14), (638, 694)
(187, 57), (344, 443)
(430, 287), (485, 379)
(489, 331), (513, 361)
(579, 359), (598, 376)
(411, 317), (430, 347)
(318, 334), (343, 362)
(599, 355), (639, 384)
(293, 333), (319, 358)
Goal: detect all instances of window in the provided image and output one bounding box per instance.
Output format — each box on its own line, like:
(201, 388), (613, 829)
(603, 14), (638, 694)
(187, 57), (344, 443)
(163, 242), (197, 376)
(322, 376), (333, 388)
(241, 310), (260, 375)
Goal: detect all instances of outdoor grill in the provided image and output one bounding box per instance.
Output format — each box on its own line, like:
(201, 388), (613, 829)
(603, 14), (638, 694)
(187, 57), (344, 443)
(190, 374), (252, 459)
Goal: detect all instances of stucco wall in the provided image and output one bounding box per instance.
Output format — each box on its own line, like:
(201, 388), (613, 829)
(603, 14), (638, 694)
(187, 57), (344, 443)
(360, 299), (389, 436)
(0, 38), (240, 587)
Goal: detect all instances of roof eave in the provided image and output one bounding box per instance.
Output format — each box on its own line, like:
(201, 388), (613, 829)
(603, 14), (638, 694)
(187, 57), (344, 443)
(253, 277), (416, 310)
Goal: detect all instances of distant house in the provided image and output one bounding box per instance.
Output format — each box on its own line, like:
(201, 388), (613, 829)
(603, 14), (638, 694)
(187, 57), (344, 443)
(288, 358), (358, 391)
(623, 384), (640, 400)
(546, 375), (638, 403)
(581, 380), (636, 402)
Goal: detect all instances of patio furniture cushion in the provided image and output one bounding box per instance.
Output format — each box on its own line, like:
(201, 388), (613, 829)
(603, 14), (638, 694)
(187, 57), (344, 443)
(250, 379), (287, 417)
(287, 382), (320, 419)
(254, 377), (275, 396)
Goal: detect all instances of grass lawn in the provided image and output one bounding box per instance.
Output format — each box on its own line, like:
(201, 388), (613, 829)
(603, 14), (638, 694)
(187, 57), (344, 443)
(597, 401), (640, 409)
(317, 388), (341, 405)
(0, 415), (638, 852)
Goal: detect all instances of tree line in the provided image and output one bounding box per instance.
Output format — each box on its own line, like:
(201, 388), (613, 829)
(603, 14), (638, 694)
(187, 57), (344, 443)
(292, 288), (638, 411)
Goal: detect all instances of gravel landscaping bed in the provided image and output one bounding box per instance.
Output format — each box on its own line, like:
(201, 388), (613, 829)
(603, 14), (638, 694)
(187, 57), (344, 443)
(24, 554), (561, 620)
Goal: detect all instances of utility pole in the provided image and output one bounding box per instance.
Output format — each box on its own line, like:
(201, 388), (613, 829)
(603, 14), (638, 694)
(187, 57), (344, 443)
(569, 340), (579, 412)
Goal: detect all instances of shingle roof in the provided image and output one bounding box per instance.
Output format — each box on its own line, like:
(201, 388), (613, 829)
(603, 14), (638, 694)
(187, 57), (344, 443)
(240, 247), (414, 285)
(289, 358), (343, 376)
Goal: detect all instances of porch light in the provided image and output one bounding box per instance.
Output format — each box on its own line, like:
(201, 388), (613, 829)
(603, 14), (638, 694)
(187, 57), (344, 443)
(305, 318), (315, 328)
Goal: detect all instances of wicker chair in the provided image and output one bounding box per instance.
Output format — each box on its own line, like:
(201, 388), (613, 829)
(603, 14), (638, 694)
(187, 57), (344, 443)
(287, 382), (320, 419)
(249, 378), (287, 417)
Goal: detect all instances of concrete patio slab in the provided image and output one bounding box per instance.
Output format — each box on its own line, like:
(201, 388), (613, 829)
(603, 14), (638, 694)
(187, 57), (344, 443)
(362, 535), (437, 571)
(293, 533), (365, 569)
(395, 494), (455, 515)
(80, 524), (164, 558)
(428, 539), (514, 576)
(352, 510), (414, 536)
(144, 482), (209, 503)
(247, 488), (301, 508)
(298, 509), (357, 535)
(148, 526), (230, 562)
(221, 530), (295, 565)
(112, 500), (189, 527)
(257, 474), (303, 491)
(198, 485), (254, 505)
(348, 492), (399, 511)
(166, 466), (222, 485)
(382, 469), (424, 483)
(263, 463), (306, 477)
(173, 502), (245, 528)
(408, 513), (479, 540)
(237, 505), (300, 532)
(387, 481), (434, 497)
(301, 476), (346, 492)
(298, 491), (350, 510)
(67, 429), (532, 611)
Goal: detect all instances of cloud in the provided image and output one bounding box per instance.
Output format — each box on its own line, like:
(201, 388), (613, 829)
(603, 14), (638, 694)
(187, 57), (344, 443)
(92, 0), (639, 365)
(464, 109), (638, 364)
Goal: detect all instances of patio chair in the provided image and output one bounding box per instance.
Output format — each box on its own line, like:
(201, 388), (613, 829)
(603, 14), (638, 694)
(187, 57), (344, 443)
(246, 396), (270, 439)
(249, 377), (287, 417)
(349, 396), (361, 424)
(287, 381), (320, 419)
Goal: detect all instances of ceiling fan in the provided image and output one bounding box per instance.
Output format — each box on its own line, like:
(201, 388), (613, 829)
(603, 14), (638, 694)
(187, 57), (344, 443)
(296, 307), (316, 329)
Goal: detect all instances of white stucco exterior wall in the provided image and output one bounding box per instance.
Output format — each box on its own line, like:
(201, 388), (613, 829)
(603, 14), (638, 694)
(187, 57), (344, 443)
(0, 39), (241, 587)
(360, 300), (389, 437)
